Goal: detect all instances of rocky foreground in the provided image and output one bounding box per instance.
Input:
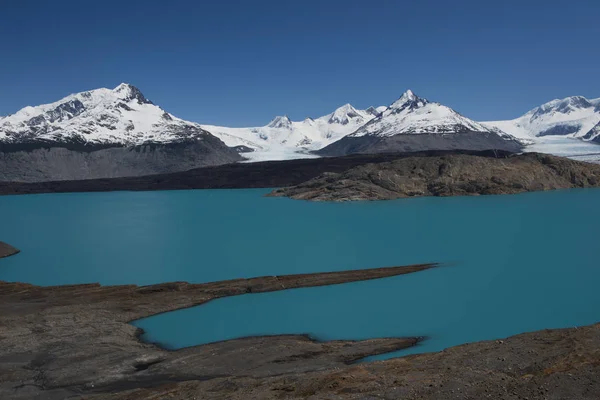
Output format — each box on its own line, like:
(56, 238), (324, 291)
(0, 241), (19, 258)
(0, 264), (434, 400)
(269, 152), (600, 201)
(1, 260), (600, 399)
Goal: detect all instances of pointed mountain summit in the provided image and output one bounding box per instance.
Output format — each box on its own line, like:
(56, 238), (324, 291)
(113, 83), (153, 105)
(318, 90), (522, 156)
(387, 90), (429, 113)
(326, 104), (367, 125)
(266, 115), (292, 129)
(351, 90), (492, 137)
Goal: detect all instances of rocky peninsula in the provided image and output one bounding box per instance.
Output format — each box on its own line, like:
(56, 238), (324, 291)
(0, 241), (19, 259)
(269, 152), (600, 201)
(0, 263), (435, 400)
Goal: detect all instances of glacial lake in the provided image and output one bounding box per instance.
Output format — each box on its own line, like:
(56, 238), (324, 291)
(1, 188), (600, 359)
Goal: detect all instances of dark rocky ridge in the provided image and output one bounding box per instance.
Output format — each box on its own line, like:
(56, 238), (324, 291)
(0, 149), (514, 196)
(0, 241), (19, 259)
(318, 131), (524, 157)
(269, 152), (600, 201)
(0, 137), (243, 182)
(0, 264), (435, 400)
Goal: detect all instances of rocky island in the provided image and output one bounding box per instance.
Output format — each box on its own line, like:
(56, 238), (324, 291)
(269, 152), (600, 201)
(0, 241), (19, 259)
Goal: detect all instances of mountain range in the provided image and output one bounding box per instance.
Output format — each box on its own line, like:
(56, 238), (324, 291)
(1, 84), (598, 182)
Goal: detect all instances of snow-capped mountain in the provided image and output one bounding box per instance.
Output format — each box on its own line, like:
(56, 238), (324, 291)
(3, 83), (599, 182)
(319, 90), (522, 156)
(0, 83), (217, 146)
(483, 96), (600, 141)
(0, 84), (242, 182)
(350, 90), (505, 137)
(201, 103), (385, 160)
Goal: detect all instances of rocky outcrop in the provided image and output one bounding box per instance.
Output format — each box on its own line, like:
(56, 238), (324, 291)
(0, 241), (19, 259)
(269, 152), (600, 201)
(0, 264), (435, 400)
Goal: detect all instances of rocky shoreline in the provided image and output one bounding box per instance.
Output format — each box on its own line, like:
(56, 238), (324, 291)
(0, 241), (19, 259)
(2, 260), (600, 399)
(269, 152), (600, 201)
(0, 263), (435, 400)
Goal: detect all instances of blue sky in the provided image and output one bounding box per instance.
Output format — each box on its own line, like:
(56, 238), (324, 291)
(1, 0), (599, 126)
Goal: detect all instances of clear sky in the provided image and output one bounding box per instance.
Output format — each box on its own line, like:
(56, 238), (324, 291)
(1, 0), (599, 126)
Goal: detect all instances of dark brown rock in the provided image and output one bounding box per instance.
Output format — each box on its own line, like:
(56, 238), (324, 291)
(268, 152), (600, 201)
(0, 241), (19, 259)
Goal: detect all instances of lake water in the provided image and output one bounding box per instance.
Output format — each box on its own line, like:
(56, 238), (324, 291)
(1, 188), (599, 359)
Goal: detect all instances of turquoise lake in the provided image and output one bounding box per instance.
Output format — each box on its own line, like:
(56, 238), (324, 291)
(1, 188), (599, 359)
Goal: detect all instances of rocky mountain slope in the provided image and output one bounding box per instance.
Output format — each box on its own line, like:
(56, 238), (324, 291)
(583, 120), (600, 143)
(0, 84), (242, 181)
(269, 152), (600, 201)
(318, 90), (524, 156)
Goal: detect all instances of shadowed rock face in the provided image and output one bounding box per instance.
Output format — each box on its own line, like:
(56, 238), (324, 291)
(318, 131), (523, 157)
(0, 138), (243, 182)
(269, 152), (600, 201)
(0, 264), (435, 400)
(0, 242), (19, 259)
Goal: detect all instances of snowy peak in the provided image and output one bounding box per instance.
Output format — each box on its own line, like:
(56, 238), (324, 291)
(327, 103), (366, 125)
(485, 95), (600, 140)
(350, 90), (497, 138)
(112, 83), (153, 105)
(530, 95), (594, 119)
(0, 84), (213, 146)
(267, 115), (292, 129)
(388, 89), (430, 113)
